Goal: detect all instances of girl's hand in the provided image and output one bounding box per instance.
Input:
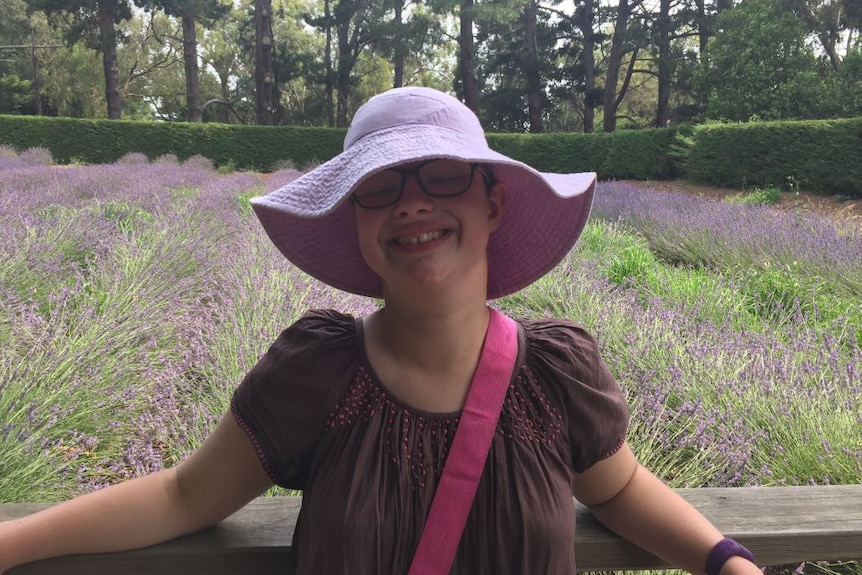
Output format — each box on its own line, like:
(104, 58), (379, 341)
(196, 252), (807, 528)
(573, 443), (754, 575)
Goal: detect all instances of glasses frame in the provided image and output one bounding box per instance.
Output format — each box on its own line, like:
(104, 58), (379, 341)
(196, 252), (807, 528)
(351, 159), (492, 209)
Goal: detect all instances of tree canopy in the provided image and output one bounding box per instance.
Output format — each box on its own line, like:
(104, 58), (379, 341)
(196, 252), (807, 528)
(0, 0), (859, 130)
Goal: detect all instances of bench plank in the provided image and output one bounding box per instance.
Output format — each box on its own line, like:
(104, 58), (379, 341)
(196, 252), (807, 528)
(3, 486), (860, 574)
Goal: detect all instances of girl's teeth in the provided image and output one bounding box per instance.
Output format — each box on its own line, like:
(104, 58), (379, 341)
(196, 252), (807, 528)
(398, 231), (443, 245)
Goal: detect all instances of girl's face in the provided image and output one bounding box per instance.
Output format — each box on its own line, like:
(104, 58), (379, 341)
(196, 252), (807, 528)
(352, 159), (505, 300)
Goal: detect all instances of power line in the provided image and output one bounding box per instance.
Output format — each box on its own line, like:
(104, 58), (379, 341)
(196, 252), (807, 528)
(0, 44), (64, 50)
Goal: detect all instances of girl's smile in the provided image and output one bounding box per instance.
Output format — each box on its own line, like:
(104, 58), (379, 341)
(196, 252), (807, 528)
(353, 160), (505, 297)
(387, 225), (452, 252)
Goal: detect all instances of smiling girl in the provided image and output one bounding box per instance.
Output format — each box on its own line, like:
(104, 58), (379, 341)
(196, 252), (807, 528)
(1, 87), (760, 575)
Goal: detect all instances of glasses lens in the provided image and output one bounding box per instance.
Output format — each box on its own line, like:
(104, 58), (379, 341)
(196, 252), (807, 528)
(354, 171), (402, 208)
(419, 160), (474, 197)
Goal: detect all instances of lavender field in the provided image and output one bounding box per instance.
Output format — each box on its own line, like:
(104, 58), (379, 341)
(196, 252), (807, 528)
(1, 149), (859, 510)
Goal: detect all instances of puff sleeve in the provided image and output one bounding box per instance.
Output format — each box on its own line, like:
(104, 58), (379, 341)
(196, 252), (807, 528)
(230, 309), (360, 489)
(522, 318), (629, 473)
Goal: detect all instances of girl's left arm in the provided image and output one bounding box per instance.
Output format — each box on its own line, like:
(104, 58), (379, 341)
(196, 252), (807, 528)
(572, 442), (762, 575)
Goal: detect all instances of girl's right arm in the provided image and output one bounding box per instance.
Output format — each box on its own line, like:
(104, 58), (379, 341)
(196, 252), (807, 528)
(0, 412), (274, 574)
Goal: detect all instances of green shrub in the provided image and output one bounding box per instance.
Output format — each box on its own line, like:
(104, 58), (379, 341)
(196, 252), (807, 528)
(685, 118), (862, 197)
(487, 128), (677, 180)
(0, 115), (346, 171)
(724, 185), (783, 205)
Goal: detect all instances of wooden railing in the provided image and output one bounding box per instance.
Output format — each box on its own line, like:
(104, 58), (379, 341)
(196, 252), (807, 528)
(3, 485), (861, 574)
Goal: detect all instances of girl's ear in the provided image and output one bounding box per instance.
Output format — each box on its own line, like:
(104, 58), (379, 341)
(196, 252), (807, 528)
(487, 182), (507, 232)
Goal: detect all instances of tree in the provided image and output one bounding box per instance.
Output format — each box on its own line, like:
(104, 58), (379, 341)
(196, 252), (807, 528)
(0, 0), (37, 113)
(653, 0), (673, 127)
(522, 0), (543, 131)
(458, 0), (480, 111)
(367, 0), (438, 89)
(138, 0), (230, 121)
(574, 0), (600, 132)
(474, 0), (556, 132)
(783, 0), (857, 72)
(843, 0), (862, 31)
(117, 9), (182, 119)
(118, 10), (227, 121)
(602, 0), (649, 131)
(334, 0), (375, 126)
(26, 0), (133, 119)
(254, 0), (275, 124)
(694, 0), (830, 121)
(307, 0), (375, 127)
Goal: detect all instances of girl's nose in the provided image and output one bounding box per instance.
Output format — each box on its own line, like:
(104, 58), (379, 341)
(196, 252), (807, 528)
(393, 172), (434, 218)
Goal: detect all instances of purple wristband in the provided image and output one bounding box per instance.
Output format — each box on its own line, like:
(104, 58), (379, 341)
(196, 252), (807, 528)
(705, 538), (755, 575)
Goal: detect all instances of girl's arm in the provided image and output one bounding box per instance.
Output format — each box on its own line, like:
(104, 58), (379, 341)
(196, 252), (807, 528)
(572, 442), (761, 575)
(0, 412), (274, 574)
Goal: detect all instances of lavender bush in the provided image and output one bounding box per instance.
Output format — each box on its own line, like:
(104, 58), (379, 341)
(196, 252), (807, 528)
(1, 151), (859, 559)
(592, 182), (862, 347)
(0, 153), (373, 499)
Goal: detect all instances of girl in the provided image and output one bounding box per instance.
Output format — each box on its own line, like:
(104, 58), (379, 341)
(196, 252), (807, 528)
(1, 87), (760, 575)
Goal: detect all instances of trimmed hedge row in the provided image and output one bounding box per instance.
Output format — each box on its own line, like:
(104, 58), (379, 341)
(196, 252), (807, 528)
(0, 114), (679, 180)
(1, 114), (859, 196)
(0, 115), (345, 170)
(685, 117), (862, 196)
(486, 127), (678, 180)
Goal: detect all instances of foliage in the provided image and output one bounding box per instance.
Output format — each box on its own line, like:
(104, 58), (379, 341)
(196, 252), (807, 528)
(600, 128), (681, 180)
(2, 0), (860, 130)
(591, 181), (862, 345)
(693, 0), (834, 122)
(684, 117), (862, 197)
(2, 160), (858, 503)
(833, 48), (862, 117)
(0, 112), (650, 174)
(7, 112), (862, 193)
(1, 160), (859, 575)
(0, 113), (345, 170)
(486, 132), (607, 175)
(729, 186), (782, 206)
(487, 128), (679, 180)
(0, 74), (32, 113)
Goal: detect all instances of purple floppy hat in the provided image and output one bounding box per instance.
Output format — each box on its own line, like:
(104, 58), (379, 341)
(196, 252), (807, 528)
(251, 86), (596, 300)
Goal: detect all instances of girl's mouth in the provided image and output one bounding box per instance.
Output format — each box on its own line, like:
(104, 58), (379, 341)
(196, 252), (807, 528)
(393, 230), (447, 245)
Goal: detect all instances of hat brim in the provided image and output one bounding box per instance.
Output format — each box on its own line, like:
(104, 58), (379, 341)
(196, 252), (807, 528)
(251, 124), (595, 299)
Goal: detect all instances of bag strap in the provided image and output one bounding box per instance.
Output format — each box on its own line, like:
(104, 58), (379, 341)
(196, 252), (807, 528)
(407, 308), (519, 575)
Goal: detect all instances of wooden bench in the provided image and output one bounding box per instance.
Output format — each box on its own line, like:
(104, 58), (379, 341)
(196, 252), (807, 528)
(3, 485), (861, 574)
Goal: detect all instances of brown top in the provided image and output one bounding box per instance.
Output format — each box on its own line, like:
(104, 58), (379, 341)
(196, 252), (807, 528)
(231, 309), (628, 575)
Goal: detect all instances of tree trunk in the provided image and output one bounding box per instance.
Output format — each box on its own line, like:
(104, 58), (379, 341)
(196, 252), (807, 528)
(603, 0), (631, 132)
(655, 0), (671, 128)
(31, 44), (42, 116)
(819, 6), (842, 72)
(324, 0), (334, 127)
(696, 0), (708, 54)
(335, 19), (353, 128)
(523, 0), (543, 133)
(459, 0), (480, 113)
(181, 12), (202, 122)
(393, 0), (405, 88)
(254, 0), (275, 125)
(579, 0), (596, 133)
(334, 0), (372, 127)
(98, 8), (122, 119)
(218, 73), (234, 123)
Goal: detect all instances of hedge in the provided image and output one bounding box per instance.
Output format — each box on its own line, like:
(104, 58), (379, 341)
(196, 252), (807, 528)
(685, 118), (862, 196)
(0, 115), (345, 170)
(1, 114), (860, 196)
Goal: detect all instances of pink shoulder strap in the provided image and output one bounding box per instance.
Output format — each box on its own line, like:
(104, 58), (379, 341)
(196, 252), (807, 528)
(407, 308), (519, 575)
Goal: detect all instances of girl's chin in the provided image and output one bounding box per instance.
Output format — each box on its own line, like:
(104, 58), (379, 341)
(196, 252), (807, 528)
(384, 270), (486, 300)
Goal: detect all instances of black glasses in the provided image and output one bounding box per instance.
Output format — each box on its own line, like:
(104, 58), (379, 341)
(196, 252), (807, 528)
(352, 159), (487, 209)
